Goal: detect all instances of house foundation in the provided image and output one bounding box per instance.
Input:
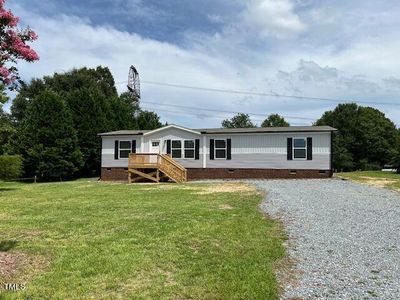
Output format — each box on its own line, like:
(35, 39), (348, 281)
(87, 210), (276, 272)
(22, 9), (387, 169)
(101, 167), (332, 182)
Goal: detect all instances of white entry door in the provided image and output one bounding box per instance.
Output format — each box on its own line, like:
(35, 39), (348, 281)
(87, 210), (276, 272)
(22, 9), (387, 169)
(150, 140), (160, 163)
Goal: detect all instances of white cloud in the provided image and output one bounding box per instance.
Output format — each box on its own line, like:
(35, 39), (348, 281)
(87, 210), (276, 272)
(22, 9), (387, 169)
(242, 0), (306, 39)
(5, 1), (400, 127)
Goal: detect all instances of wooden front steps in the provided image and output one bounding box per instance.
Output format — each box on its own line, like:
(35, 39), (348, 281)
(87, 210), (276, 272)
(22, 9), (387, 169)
(128, 153), (187, 183)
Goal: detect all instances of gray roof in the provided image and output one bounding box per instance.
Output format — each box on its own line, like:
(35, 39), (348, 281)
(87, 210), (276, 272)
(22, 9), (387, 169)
(196, 126), (336, 134)
(98, 125), (336, 136)
(98, 130), (151, 136)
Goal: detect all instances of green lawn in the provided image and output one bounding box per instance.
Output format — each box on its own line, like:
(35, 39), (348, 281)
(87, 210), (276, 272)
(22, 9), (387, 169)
(337, 171), (400, 191)
(0, 180), (285, 299)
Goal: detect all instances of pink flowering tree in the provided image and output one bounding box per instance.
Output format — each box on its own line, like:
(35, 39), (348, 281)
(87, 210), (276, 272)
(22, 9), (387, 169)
(0, 0), (38, 104)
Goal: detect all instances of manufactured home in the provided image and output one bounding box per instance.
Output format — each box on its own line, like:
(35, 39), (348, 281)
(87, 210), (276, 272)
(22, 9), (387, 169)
(99, 124), (336, 182)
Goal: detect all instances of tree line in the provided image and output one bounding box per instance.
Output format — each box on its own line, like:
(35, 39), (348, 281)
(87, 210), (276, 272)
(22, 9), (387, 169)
(0, 66), (399, 180)
(0, 66), (162, 180)
(222, 105), (400, 172)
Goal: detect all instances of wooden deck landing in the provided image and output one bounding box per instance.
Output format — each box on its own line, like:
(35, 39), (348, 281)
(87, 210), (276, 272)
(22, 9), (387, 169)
(128, 153), (187, 183)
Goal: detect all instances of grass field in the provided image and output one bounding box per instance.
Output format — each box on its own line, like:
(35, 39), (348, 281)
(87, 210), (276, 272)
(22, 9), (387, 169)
(0, 180), (285, 299)
(337, 171), (400, 191)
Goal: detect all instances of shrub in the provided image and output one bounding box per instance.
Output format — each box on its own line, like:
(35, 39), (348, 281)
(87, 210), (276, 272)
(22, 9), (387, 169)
(0, 155), (23, 180)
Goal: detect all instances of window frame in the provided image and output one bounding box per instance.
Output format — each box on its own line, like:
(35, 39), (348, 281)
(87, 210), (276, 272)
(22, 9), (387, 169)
(183, 139), (195, 159)
(151, 140), (160, 148)
(214, 139), (227, 160)
(171, 139), (182, 159)
(292, 137), (307, 160)
(170, 139), (196, 159)
(119, 140), (132, 159)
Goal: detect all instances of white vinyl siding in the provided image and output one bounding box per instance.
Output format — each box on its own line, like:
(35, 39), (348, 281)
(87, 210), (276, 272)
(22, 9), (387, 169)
(101, 135), (140, 168)
(143, 127), (203, 168)
(101, 129), (331, 170)
(205, 132), (330, 170)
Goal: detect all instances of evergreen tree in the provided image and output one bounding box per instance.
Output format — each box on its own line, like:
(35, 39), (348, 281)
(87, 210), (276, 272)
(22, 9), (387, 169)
(136, 110), (162, 130)
(0, 107), (13, 154)
(64, 87), (113, 176)
(10, 66), (162, 177)
(11, 79), (46, 122)
(18, 89), (83, 180)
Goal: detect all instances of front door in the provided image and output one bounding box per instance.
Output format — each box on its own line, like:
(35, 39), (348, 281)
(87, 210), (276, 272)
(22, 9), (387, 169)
(150, 140), (160, 163)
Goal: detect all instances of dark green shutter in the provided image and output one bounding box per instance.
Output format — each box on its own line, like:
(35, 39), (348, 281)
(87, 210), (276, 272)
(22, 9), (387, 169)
(166, 140), (171, 154)
(227, 139), (231, 160)
(195, 139), (200, 160)
(114, 140), (119, 160)
(307, 137), (313, 160)
(210, 139), (215, 160)
(287, 138), (293, 160)
(131, 140), (136, 153)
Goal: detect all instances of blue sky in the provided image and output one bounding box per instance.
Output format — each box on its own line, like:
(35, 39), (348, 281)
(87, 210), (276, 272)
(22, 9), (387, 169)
(5, 0), (400, 127)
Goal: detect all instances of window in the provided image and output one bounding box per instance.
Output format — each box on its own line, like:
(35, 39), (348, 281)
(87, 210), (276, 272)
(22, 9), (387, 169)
(184, 140), (195, 159)
(171, 140), (182, 158)
(119, 141), (132, 159)
(171, 139), (195, 159)
(293, 138), (307, 159)
(215, 139), (226, 159)
(152, 141), (159, 147)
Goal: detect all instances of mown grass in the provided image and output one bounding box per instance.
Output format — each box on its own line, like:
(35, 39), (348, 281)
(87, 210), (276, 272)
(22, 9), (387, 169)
(0, 180), (285, 299)
(337, 171), (400, 191)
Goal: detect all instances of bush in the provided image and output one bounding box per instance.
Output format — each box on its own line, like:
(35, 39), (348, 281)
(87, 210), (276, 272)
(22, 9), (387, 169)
(0, 155), (23, 180)
(391, 152), (400, 174)
(356, 159), (382, 171)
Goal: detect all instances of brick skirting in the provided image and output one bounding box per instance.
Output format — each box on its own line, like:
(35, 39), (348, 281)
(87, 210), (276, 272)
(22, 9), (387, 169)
(186, 168), (332, 180)
(101, 167), (332, 182)
(101, 167), (129, 181)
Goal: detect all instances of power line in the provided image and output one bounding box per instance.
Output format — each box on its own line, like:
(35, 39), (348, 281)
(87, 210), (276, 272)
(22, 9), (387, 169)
(115, 79), (400, 106)
(140, 105), (311, 126)
(141, 100), (315, 121)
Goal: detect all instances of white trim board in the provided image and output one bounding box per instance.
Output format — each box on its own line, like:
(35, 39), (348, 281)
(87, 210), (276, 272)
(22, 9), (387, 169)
(143, 124), (201, 137)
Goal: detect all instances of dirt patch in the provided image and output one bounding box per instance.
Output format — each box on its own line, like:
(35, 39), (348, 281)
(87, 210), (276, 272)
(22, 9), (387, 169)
(358, 177), (398, 188)
(0, 251), (48, 280)
(192, 183), (257, 195)
(135, 184), (192, 191)
(136, 183), (259, 195)
(274, 255), (302, 300)
(158, 269), (177, 287)
(75, 184), (95, 189)
(218, 204), (233, 210)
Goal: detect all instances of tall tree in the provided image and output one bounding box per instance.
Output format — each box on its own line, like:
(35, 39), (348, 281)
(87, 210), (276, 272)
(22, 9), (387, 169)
(316, 103), (399, 171)
(64, 87), (114, 176)
(136, 111), (162, 130)
(222, 113), (256, 128)
(18, 89), (83, 180)
(10, 79), (46, 122)
(112, 92), (140, 130)
(261, 114), (290, 127)
(0, 0), (39, 104)
(11, 67), (141, 176)
(10, 66), (162, 177)
(0, 107), (12, 154)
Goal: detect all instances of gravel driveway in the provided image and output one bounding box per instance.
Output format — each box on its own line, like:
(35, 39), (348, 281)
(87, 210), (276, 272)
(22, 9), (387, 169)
(251, 179), (400, 299)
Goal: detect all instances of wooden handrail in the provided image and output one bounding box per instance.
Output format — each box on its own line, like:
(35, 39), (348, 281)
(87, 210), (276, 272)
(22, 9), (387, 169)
(129, 153), (187, 183)
(160, 154), (185, 171)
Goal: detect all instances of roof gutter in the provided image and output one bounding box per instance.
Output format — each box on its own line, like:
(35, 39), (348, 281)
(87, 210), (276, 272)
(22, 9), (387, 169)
(200, 129), (337, 135)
